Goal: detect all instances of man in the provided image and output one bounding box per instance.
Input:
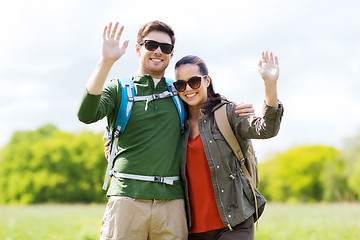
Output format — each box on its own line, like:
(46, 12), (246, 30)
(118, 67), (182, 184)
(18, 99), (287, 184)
(78, 20), (254, 240)
(78, 20), (187, 240)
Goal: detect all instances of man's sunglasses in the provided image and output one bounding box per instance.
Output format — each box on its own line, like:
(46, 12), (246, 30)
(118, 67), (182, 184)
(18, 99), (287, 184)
(173, 75), (207, 92)
(138, 40), (174, 54)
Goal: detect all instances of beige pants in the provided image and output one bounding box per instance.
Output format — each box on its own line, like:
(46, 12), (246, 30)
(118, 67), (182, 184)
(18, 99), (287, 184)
(100, 196), (188, 240)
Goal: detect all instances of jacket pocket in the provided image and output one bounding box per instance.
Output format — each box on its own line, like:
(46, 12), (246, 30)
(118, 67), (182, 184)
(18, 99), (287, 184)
(211, 130), (234, 160)
(238, 169), (255, 204)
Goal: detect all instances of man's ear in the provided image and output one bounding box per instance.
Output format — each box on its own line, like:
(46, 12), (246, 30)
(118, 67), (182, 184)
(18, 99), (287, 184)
(169, 50), (174, 59)
(136, 43), (141, 56)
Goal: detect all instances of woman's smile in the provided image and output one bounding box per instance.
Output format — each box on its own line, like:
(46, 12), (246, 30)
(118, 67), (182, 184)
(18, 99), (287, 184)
(185, 92), (197, 98)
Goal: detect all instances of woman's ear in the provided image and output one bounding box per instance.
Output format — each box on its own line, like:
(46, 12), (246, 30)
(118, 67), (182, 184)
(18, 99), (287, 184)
(205, 75), (211, 88)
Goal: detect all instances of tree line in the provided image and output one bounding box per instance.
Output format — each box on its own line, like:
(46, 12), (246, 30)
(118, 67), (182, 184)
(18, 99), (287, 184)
(0, 125), (107, 204)
(258, 142), (360, 202)
(0, 125), (359, 204)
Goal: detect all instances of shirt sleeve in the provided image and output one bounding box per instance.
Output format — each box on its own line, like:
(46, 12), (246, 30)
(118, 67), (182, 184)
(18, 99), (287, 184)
(77, 79), (119, 124)
(229, 101), (284, 140)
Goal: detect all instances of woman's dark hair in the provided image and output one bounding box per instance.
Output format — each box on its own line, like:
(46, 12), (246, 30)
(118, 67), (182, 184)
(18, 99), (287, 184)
(175, 55), (228, 114)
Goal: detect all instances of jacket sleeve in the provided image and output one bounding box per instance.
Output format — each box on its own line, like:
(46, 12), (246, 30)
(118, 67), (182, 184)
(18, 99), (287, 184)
(77, 79), (119, 124)
(228, 101), (284, 140)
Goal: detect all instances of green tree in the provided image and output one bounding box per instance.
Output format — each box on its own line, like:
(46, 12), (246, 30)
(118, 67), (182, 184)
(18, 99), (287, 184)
(343, 131), (360, 200)
(0, 125), (107, 204)
(259, 145), (340, 202)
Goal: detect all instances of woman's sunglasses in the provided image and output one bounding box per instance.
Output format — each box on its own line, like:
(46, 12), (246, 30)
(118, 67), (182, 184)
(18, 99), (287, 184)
(173, 75), (207, 92)
(139, 40), (174, 54)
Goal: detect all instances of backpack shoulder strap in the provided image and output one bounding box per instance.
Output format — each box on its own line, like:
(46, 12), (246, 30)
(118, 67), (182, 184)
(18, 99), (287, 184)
(103, 77), (135, 190)
(115, 77), (135, 133)
(165, 78), (185, 131)
(214, 104), (259, 222)
(214, 104), (244, 161)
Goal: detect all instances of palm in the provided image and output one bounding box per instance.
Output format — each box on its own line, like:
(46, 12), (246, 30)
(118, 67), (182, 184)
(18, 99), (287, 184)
(258, 51), (279, 83)
(102, 39), (124, 60)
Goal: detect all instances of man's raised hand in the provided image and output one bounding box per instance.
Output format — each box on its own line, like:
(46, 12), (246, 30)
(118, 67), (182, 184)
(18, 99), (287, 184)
(102, 22), (129, 63)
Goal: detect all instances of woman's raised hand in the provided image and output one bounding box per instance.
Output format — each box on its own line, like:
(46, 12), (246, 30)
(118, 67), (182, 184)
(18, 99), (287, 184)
(258, 51), (279, 107)
(258, 50), (279, 84)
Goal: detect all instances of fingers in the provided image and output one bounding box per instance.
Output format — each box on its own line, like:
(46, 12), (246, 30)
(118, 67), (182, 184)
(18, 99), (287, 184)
(111, 22), (119, 39)
(103, 25), (107, 40)
(121, 40), (130, 51)
(116, 25), (124, 41)
(269, 52), (274, 64)
(238, 112), (255, 117)
(103, 22), (124, 40)
(235, 102), (253, 110)
(235, 103), (255, 116)
(262, 50), (268, 63)
(262, 50), (269, 63)
(106, 22), (112, 39)
(261, 50), (278, 65)
(104, 141), (110, 160)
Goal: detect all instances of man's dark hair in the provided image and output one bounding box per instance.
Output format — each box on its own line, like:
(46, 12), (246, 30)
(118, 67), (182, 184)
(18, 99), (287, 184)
(137, 20), (175, 45)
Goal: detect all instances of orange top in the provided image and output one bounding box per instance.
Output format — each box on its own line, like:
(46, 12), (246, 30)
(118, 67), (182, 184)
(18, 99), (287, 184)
(186, 135), (225, 233)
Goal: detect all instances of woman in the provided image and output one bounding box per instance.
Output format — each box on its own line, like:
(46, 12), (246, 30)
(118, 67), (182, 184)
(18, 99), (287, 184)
(105, 51), (283, 239)
(173, 51), (283, 240)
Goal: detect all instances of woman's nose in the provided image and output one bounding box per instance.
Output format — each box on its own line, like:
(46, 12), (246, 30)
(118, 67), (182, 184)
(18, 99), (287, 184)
(185, 82), (192, 91)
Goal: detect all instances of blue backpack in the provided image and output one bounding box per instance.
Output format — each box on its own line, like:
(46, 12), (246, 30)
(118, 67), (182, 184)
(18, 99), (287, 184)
(102, 77), (185, 190)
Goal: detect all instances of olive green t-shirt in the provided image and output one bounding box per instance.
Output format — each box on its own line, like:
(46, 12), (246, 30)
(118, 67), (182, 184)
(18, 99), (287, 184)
(78, 74), (184, 199)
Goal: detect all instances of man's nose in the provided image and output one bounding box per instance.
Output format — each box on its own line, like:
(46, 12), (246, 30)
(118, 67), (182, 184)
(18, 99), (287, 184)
(153, 46), (162, 53)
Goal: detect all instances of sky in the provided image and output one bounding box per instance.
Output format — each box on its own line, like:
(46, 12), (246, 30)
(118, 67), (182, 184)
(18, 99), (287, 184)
(1, 0), (359, 161)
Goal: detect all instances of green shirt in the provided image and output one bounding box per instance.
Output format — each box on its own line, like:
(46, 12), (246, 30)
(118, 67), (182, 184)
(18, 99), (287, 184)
(78, 74), (184, 199)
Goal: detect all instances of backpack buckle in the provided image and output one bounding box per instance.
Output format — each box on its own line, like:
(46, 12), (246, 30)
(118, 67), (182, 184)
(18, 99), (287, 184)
(152, 94), (160, 100)
(154, 176), (164, 183)
(114, 128), (121, 138)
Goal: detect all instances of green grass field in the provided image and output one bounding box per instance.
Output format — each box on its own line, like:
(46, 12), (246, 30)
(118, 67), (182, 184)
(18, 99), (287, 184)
(0, 203), (359, 240)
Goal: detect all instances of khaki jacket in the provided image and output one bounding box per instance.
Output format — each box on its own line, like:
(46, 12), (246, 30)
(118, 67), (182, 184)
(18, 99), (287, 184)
(181, 100), (284, 230)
